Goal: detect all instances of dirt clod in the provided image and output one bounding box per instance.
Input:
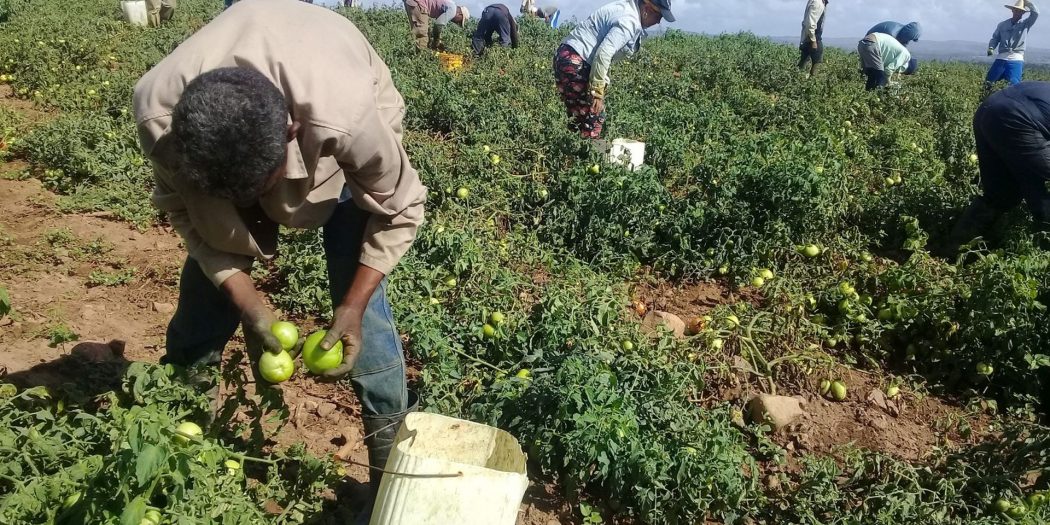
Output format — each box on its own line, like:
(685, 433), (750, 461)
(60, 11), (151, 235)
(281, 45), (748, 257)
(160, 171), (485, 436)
(317, 402), (337, 418)
(642, 310), (687, 338)
(748, 394), (806, 431)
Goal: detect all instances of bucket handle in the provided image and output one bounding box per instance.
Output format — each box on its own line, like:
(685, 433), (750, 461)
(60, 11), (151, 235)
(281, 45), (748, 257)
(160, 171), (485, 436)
(335, 456), (464, 479)
(338, 420), (463, 479)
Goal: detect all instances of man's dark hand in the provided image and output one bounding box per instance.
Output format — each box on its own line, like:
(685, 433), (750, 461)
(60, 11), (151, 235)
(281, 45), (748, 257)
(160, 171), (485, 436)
(316, 264), (385, 379)
(317, 304), (364, 378)
(241, 304), (283, 357)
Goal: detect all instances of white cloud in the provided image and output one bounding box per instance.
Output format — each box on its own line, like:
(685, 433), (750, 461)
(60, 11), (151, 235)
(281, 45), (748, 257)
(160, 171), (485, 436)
(349, 0), (1050, 48)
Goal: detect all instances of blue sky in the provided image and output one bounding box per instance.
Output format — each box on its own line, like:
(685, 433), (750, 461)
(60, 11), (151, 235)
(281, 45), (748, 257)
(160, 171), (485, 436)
(336, 0), (1050, 48)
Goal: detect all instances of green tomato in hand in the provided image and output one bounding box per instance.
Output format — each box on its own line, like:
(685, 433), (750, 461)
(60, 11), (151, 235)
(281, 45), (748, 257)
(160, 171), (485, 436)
(270, 321), (299, 351)
(302, 331), (344, 374)
(259, 350), (296, 383)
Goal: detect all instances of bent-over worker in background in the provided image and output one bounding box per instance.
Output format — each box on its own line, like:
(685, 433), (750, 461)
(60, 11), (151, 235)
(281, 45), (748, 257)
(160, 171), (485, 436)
(403, 0), (469, 51)
(857, 32), (919, 91)
(553, 0), (675, 139)
(866, 20), (922, 47)
(472, 4), (519, 56)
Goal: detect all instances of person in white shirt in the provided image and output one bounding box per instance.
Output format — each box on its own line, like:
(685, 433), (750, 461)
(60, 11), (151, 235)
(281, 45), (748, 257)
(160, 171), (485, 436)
(798, 0), (828, 77)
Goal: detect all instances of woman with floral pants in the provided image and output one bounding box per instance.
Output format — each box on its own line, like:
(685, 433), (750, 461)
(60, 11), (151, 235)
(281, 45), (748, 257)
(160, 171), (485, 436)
(552, 0), (674, 139)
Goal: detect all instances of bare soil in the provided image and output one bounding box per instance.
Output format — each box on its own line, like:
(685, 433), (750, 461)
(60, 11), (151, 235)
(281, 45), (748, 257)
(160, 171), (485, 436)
(629, 277), (991, 468)
(0, 171), (571, 525)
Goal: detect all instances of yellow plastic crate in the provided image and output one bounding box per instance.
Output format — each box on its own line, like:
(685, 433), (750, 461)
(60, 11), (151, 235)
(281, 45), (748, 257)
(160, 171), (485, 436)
(437, 52), (465, 72)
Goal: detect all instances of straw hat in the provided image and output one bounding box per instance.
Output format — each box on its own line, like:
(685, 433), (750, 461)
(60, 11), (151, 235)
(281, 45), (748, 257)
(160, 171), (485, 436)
(1005, 0), (1030, 12)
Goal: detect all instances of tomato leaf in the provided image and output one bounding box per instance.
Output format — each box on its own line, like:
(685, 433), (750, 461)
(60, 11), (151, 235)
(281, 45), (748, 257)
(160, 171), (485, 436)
(135, 444), (166, 488)
(119, 496), (146, 525)
(0, 286), (10, 318)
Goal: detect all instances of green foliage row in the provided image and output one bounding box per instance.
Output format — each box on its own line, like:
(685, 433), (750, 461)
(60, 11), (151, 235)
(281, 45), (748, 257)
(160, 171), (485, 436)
(0, 364), (338, 524)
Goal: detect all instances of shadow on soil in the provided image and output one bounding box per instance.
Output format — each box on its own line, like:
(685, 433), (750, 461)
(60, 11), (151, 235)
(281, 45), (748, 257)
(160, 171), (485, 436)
(0, 340), (130, 401)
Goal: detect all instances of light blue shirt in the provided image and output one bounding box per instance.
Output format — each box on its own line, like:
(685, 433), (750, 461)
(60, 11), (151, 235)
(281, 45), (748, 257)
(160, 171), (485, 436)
(873, 33), (912, 73)
(561, 0), (643, 88)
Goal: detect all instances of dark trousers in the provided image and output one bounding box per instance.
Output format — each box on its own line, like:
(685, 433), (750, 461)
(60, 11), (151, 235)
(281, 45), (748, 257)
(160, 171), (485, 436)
(864, 68), (888, 90)
(163, 198), (408, 416)
(472, 5), (513, 55)
(972, 91), (1050, 227)
(797, 40), (824, 68)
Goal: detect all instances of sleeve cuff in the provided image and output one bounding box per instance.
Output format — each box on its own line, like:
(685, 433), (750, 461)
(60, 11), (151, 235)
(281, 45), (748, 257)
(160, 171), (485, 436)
(192, 249), (255, 287)
(358, 253), (396, 276)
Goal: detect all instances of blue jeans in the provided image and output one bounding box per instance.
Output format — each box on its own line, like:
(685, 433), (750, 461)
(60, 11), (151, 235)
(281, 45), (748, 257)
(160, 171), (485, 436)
(162, 198), (408, 416)
(986, 59), (1024, 86)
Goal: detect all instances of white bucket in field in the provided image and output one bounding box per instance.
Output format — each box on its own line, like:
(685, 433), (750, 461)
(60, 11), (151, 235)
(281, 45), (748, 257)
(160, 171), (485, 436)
(121, 0), (148, 26)
(607, 138), (646, 171)
(369, 412), (529, 525)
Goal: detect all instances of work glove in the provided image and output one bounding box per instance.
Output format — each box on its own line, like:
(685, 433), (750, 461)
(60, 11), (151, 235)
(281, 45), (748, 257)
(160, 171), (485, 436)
(988, 48), (995, 56)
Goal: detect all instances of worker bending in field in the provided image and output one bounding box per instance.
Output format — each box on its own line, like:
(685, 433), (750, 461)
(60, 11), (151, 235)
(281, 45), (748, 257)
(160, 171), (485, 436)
(987, 0), (1039, 87)
(945, 82), (1050, 254)
(146, 0), (175, 26)
(554, 0), (675, 139)
(866, 20), (922, 47)
(403, 0), (469, 51)
(521, 1), (561, 27)
(798, 0), (828, 77)
(472, 4), (519, 56)
(133, 1), (425, 522)
(857, 32), (919, 91)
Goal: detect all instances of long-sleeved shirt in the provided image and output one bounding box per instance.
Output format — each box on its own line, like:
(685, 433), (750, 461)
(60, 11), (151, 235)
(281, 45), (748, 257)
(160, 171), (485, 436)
(561, 0), (643, 92)
(990, 1), (1039, 59)
(871, 32), (912, 73)
(418, 0), (458, 25)
(987, 81), (1050, 137)
(867, 21), (922, 46)
(133, 0), (426, 287)
(800, 0), (826, 44)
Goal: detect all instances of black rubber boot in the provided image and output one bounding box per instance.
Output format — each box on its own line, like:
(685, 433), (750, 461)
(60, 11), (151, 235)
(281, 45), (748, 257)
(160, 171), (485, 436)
(354, 391), (419, 525)
(1032, 220), (1050, 250)
(941, 197), (1002, 257)
(185, 367), (221, 426)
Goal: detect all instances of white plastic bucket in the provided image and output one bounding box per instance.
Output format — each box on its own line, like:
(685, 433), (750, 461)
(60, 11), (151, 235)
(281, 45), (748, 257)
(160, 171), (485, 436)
(370, 412), (529, 525)
(121, 0), (147, 26)
(607, 138), (646, 171)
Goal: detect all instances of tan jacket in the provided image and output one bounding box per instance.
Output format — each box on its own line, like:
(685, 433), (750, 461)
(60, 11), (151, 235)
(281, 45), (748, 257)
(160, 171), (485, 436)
(134, 0), (427, 287)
